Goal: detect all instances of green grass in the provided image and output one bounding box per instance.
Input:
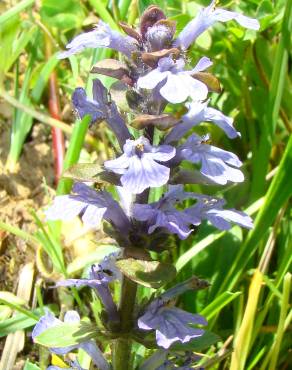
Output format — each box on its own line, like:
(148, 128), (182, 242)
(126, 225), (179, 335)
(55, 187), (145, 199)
(0, 0), (291, 369)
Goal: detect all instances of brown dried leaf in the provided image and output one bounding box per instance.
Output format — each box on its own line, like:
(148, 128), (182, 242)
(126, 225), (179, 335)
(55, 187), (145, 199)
(142, 48), (180, 67)
(192, 72), (221, 93)
(132, 114), (179, 130)
(140, 5), (166, 39)
(119, 21), (142, 42)
(91, 59), (130, 80)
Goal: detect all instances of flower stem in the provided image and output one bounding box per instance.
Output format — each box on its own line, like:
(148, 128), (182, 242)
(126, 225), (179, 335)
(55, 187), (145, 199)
(45, 34), (65, 184)
(112, 276), (137, 370)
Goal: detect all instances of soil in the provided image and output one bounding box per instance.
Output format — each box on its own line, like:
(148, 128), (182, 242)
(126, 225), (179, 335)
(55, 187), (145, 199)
(0, 105), (107, 368)
(0, 121), (55, 290)
(0, 116), (56, 366)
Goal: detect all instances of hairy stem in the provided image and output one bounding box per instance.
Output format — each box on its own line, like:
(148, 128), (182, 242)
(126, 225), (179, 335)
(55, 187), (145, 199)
(112, 276), (137, 370)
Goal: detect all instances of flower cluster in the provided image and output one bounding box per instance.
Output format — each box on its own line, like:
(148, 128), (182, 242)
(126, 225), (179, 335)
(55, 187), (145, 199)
(33, 2), (259, 369)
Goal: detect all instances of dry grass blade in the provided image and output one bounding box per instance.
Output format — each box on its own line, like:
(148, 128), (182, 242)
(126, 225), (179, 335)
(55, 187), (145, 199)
(0, 262), (34, 370)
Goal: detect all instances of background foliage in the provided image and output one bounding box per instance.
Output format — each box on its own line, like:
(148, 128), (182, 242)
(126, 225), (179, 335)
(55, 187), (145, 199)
(0, 0), (291, 369)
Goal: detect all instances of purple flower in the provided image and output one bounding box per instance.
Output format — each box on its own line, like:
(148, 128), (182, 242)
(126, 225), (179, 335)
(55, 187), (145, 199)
(137, 57), (212, 104)
(134, 202), (194, 239)
(177, 134), (244, 185)
(138, 299), (207, 349)
(72, 79), (131, 148)
(186, 194), (253, 231)
(116, 185), (134, 217)
(57, 253), (122, 287)
(72, 87), (105, 124)
(32, 310), (110, 370)
(133, 185), (197, 239)
(45, 182), (130, 231)
(134, 185), (253, 237)
(56, 254), (121, 322)
(104, 136), (175, 194)
(165, 100), (239, 144)
(58, 20), (138, 59)
(174, 0), (260, 49)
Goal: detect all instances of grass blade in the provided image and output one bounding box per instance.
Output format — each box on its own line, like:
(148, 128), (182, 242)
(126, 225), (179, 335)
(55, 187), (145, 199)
(200, 291), (241, 321)
(56, 115), (91, 195)
(0, 0), (34, 25)
(230, 270), (263, 370)
(6, 53), (34, 170)
(219, 134), (292, 294)
(89, 0), (119, 30)
(118, 0), (132, 20)
(175, 198), (264, 272)
(268, 274), (292, 369)
(251, 0), (292, 198)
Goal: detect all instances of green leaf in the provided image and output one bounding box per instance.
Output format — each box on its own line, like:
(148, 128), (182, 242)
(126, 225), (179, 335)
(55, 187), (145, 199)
(5, 25), (37, 73)
(34, 321), (97, 348)
(40, 0), (86, 31)
(88, 0), (119, 31)
(31, 54), (59, 102)
(175, 198), (264, 272)
(200, 291), (242, 321)
(57, 115), (91, 195)
(0, 297), (38, 321)
(170, 331), (220, 351)
(23, 360), (41, 370)
(251, 0), (292, 198)
(219, 134), (292, 295)
(0, 0), (34, 25)
(0, 305), (11, 321)
(116, 259), (177, 288)
(0, 292), (26, 306)
(0, 307), (53, 338)
(62, 163), (103, 183)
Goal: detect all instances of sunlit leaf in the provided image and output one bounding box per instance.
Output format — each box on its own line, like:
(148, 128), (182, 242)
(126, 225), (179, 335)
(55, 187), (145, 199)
(34, 322), (96, 348)
(116, 259), (177, 288)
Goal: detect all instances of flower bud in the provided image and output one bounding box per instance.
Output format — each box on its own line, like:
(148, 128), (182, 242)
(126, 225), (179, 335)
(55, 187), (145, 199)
(140, 5), (166, 40)
(145, 20), (176, 51)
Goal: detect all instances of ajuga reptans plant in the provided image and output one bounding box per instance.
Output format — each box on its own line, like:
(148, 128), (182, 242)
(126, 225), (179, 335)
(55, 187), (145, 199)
(33, 1), (259, 369)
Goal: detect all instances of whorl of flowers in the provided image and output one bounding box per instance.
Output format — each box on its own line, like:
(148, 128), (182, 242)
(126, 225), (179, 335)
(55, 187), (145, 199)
(33, 2), (259, 369)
